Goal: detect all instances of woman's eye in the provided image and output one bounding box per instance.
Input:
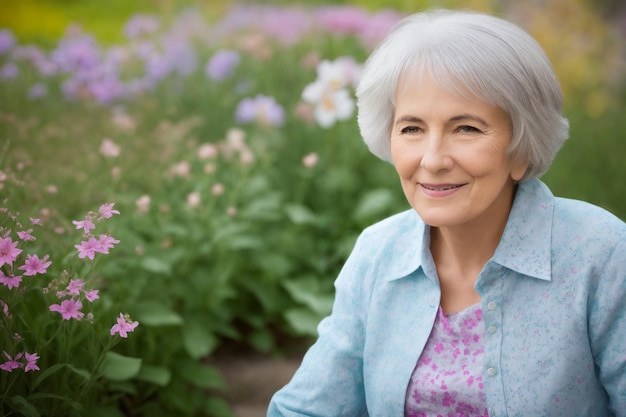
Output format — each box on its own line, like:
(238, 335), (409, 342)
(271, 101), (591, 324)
(401, 126), (421, 134)
(457, 125), (481, 133)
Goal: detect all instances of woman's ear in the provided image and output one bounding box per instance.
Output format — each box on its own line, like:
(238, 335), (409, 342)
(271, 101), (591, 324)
(510, 157), (529, 182)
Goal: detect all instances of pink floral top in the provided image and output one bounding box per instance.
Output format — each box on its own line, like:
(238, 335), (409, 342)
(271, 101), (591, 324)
(405, 303), (488, 417)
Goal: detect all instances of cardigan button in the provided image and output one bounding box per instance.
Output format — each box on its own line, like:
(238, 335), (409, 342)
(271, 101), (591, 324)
(487, 367), (497, 377)
(487, 301), (497, 311)
(488, 325), (497, 334)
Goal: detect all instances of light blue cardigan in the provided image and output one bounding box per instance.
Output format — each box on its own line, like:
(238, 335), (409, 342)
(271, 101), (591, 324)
(267, 179), (626, 417)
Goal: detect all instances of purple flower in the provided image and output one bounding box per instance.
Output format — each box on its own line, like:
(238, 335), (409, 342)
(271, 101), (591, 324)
(24, 352), (40, 372)
(28, 83), (48, 100)
(123, 14), (160, 39)
(49, 299), (84, 320)
(206, 49), (240, 81)
(52, 33), (101, 73)
(235, 95), (285, 127)
(0, 29), (15, 54)
(18, 254), (52, 276)
(0, 271), (22, 290)
(110, 313), (139, 338)
(0, 63), (18, 80)
(0, 237), (22, 267)
(0, 352), (23, 372)
(98, 203), (120, 219)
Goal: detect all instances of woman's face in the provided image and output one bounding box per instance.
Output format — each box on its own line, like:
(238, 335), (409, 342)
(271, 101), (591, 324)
(390, 73), (527, 230)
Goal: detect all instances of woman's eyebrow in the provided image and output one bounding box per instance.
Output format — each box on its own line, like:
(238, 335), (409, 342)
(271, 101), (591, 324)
(393, 115), (425, 126)
(448, 114), (489, 127)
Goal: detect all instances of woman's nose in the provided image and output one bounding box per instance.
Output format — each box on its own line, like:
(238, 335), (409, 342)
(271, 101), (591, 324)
(419, 134), (453, 172)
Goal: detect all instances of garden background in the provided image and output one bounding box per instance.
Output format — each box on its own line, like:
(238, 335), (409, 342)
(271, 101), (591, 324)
(1, 0), (625, 416)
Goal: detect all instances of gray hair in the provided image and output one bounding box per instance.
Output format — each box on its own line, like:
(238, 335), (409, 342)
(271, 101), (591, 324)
(356, 9), (569, 181)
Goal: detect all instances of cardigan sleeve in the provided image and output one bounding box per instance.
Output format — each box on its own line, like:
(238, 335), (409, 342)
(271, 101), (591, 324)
(267, 232), (373, 417)
(588, 229), (626, 417)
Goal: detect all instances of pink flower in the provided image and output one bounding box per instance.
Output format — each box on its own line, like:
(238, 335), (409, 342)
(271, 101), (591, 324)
(49, 299), (84, 320)
(98, 203), (120, 219)
(0, 271), (22, 289)
(72, 217), (95, 234)
(84, 289), (99, 302)
(0, 351), (23, 372)
(0, 237), (22, 267)
(0, 299), (11, 318)
(66, 279), (85, 295)
(30, 217), (42, 225)
(24, 352), (39, 372)
(18, 253), (52, 276)
(110, 313), (139, 338)
(95, 234), (119, 254)
(75, 237), (99, 260)
(17, 230), (35, 241)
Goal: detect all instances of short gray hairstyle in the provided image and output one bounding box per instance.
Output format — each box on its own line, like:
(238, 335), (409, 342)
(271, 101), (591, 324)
(356, 9), (569, 181)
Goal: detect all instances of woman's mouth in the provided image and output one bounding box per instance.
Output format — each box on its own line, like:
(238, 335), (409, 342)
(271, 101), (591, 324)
(419, 183), (466, 197)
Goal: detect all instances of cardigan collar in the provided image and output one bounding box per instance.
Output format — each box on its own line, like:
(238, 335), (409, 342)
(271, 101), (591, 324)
(385, 179), (554, 282)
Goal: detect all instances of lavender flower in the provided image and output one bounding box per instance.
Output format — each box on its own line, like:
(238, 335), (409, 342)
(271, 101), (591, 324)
(0, 29), (15, 54)
(235, 95), (285, 127)
(206, 49), (240, 81)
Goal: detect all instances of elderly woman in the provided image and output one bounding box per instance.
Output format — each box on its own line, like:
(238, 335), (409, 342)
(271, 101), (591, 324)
(267, 9), (626, 417)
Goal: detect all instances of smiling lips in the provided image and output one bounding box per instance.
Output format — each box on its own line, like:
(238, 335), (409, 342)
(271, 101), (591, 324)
(420, 183), (466, 197)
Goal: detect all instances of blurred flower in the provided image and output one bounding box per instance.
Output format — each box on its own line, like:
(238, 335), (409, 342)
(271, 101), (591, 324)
(110, 313), (139, 338)
(17, 230), (35, 241)
(206, 49), (240, 81)
(0, 63), (18, 80)
(0, 29), (15, 54)
(187, 191), (201, 208)
(99, 138), (121, 158)
(197, 143), (218, 159)
(135, 195), (151, 214)
(112, 112), (136, 131)
(24, 353), (40, 372)
(0, 271), (22, 290)
(0, 237), (22, 267)
(235, 94), (285, 127)
(301, 57), (360, 128)
(211, 183), (224, 196)
(67, 279), (85, 295)
(302, 152), (319, 168)
(204, 163), (216, 174)
(99, 203), (120, 218)
(0, 352), (23, 372)
(169, 160), (191, 177)
(28, 83), (48, 100)
(49, 299), (84, 321)
(84, 289), (99, 302)
(73, 217), (95, 234)
(45, 185), (58, 194)
(226, 206), (237, 216)
(124, 14), (160, 39)
(302, 84), (354, 128)
(18, 254), (52, 276)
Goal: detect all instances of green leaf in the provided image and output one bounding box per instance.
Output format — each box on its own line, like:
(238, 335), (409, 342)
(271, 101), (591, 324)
(353, 188), (396, 221)
(8, 396), (39, 417)
(284, 307), (323, 336)
(203, 396), (236, 417)
(134, 302), (183, 326)
(178, 360), (227, 390)
(183, 321), (218, 360)
(135, 364), (171, 386)
(100, 351), (142, 381)
(139, 256), (172, 275)
(283, 278), (334, 315)
(285, 203), (318, 225)
(33, 363), (90, 389)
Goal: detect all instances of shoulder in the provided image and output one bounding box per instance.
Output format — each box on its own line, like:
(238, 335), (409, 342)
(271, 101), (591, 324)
(553, 197), (626, 246)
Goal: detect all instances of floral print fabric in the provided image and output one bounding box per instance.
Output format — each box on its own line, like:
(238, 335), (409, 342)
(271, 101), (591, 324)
(405, 303), (488, 417)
